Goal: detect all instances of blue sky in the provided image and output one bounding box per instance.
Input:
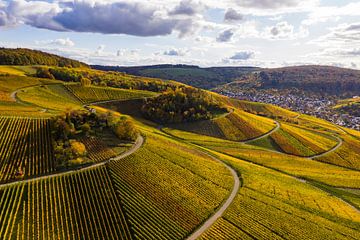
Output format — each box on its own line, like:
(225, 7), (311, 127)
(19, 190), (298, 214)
(0, 0), (359, 68)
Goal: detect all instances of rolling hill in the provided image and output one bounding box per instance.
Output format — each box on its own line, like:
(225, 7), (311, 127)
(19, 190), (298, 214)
(0, 49), (359, 239)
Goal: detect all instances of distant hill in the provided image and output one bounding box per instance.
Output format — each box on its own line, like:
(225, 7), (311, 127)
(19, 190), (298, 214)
(92, 64), (260, 89)
(246, 65), (360, 96)
(0, 48), (88, 68)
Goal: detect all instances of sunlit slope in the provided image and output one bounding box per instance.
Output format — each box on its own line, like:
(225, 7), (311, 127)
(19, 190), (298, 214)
(0, 75), (61, 116)
(0, 167), (132, 240)
(17, 84), (82, 112)
(0, 116), (54, 183)
(199, 153), (360, 240)
(169, 109), (276, 141)
(0, 66), (37, 76)
(108, 130), (233, 239)
(250, 122), (338, 157)
(65, 84), (157, 104)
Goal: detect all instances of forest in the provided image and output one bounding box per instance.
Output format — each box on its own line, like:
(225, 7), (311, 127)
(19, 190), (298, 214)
(0, 48), (87, 68)
(141, 87), (227, 123)
(256, 66), (360, 96)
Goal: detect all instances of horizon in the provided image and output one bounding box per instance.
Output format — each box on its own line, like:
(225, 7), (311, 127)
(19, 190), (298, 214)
(0, 0), (359, 69)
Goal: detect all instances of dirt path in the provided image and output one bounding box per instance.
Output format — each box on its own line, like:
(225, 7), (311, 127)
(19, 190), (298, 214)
(308, 135), (343, 159)
(186, 151), (240, 240)
(242, 120), (280, 143)
(0, 135), (143, 189)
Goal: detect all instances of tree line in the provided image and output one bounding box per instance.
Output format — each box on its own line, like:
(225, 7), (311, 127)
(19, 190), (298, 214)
(141, 87), (227, 123)
(0, 48), (87, 68)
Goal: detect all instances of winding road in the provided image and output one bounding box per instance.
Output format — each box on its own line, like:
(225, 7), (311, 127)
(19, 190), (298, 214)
(308, 135), (343, 159)
(186, 151), (240, 240)
(242, 120), (280, 143)
(8, 84), (353, 239)
(0, 135), (144, 189)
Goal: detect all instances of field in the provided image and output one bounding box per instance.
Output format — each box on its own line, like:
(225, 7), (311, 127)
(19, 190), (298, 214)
(0, 66), (37, 76)
(0, 60), (359, 240)
(228, 99), (299, 119)
(0, 167), (132, 240)
(65, 84), (157, 104)
(108, 131), (233, 239)
(194, 138), (360, 189)
(199, 152), (360, 239)
(79, 137), (117, 163)
(0, 116), (54, 183)
(317, 134), (360, 170)
(170, 110), (276, 141)
(17, 84), (81, 112)
(251, 123), (338, 157)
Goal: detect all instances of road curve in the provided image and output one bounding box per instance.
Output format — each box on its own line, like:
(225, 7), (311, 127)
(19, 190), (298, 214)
(186, 151), (240, 240)
(308, 135), (343, 159)
(0, 135), (144, 189)
(242, 120), (280, 143)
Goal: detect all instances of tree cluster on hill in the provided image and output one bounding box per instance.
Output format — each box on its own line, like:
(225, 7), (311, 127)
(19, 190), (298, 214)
(35, 67), (177, 92)
(0, 48), (87, 68)
(141, 87), (227, 123)
(52, 109), (138, 166)
(93, 64), (259, 89)
(255, 66), (360, 97)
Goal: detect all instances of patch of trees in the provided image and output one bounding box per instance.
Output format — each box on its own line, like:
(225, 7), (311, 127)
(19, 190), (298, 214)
(35, 67), (177, 92)
(256, 66), (360, 97)
(0, 48), (87, 67)
(141, 87), (227, 123)
(52, 109), (138, 166)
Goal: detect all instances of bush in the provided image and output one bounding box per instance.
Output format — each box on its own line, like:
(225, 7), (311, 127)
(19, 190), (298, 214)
(112, 117), (139, 141)
(70, 140), (87, 157)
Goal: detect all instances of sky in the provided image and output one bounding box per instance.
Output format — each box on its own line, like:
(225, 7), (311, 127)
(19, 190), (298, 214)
(0, 0), (359, 68)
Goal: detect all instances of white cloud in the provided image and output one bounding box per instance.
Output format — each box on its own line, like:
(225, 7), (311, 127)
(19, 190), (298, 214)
(228, 51), (255, 60)
(163, 48), (188, 56)
(224, 8), (244, 22)
(35, 38), (75, 47)
(216, 29), (234, 42)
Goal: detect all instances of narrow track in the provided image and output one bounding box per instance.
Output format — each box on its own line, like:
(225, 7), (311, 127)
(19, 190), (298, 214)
(242, 120), (280, 143)
(0, 134), (143, 189)
(186, 150), (240, 240)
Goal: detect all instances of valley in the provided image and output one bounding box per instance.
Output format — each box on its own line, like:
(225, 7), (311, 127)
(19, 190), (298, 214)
(0, 49), (358, 239)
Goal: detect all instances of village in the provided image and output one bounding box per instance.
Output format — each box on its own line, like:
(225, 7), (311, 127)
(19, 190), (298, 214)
(216, 89), (360, 130)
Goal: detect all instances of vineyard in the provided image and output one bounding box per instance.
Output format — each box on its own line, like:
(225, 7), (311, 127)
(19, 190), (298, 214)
(0, 167), (132, 240)
(65, 84), (156, 104)
(0, 59), (359, 240)
(108, 132), (233, 239)
(317, 134), (360, 170)
(195, 139), (360, 188)
(79, 137), (117, 163)
(171, 110), (276, 141)
(0, 116), (54, 183)
(17, 84), (82, 112)
(251, 123), (338, 157)
(199, 152), (360, 239)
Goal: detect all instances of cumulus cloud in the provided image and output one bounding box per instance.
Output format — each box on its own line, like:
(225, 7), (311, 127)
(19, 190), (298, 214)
(169, 0), (204, 16)
(0, 0), (197, 37)
(95, 45), (106, 55)
(35, 38), (74, 47)
(224, 8), (244, 22)
(311, 22), (360, 46)
(163, 48), (187, 56)
(216, 29), (234, 42)
(268, 21), (293, 38)
(229, 51), (254, 60)
(235, 0), (311, 9)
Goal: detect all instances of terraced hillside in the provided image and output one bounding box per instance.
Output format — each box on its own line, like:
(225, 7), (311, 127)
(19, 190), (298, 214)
(0, 60), (358, 240)
(65, 84), (157, 104)
(170, 109), (277, 141)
